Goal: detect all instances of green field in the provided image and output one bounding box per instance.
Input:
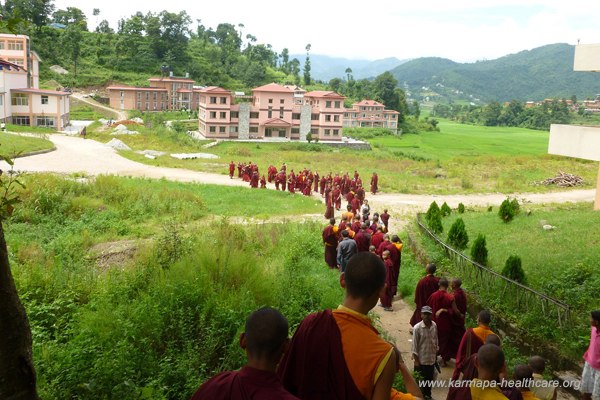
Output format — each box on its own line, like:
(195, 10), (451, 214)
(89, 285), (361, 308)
(0, 132), (54, 157)
(69, 99), (116, 120)
(88, 119), (598, 195)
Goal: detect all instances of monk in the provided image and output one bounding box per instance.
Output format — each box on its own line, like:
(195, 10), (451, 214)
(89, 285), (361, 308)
(446, 344), (509, 400)
(390, 236), (403, 295)
(350, 215), (362, 233)
(322, 218), (339, 269)
(280, 171), (287, 191)
(260, 175), (267, 189)
(351, 195), (361, 216)
(342, 204), (354, 223)
(191, 307), (299, 400)
(324, 185), (335, 219)
(354, 223), (372, 252)
(450, 278), (467, 359)
(457, 334), (502, 381)
(278, 252), (423, 400)
(334, 185), (342, 210)
(379, 250), (394, 311)
(380, 209), (390, 233)
(250, 171), (259, 188)
(229, 161), (235, 179)
(452, 310), (496, 381)
(314, 172), (319, 192)
(371, 226), (385, 253)
(427, 278), (462, 365)
(370, 172), (378, 194)
(409, 264), (440, 327)
(319, 176), (326, 196)
(355, 185), (365, 205)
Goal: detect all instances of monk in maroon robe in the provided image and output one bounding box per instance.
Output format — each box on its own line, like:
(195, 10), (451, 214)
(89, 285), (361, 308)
(260, 175), (267, 189)
(370, 172), (378, 194)
(314, 173), (319, 192)
(280, 172), (287, 191)
(380, 209), (390, 233)
(229, 162), (235, 179)
(350, 197), (361, 216)
(192, 307), (299, 400)
(384, 237), (400, 295)
(427, 278), (461, 363)
(355, 186), (365, 205)
(409, 264), (440, 326)
(324, 185), (334, 219)
(452, 310), (496, 381)
(322, 218), (338, 268)
(379, 250), (394, 310)
(354, 223), (371, 252)
(371, 226), (385, 253)
(450, 278), (467, 359)
(250, 171), (259, 188)
(333, 185), (342, 210)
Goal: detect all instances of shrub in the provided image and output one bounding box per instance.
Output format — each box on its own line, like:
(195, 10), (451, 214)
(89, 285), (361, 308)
(499, 198), (515, 223)
(447, 218), (469, 251)
(440, 202), (451, 217)
(426, 201), (440, 223)
(470, 234), (488, 265)
(510, 198), (520, 215)
(306, 133), (313, 143)
(502, 255), (527, 284)
(458, 203), (465, 214)
(425, 201), (443, 234)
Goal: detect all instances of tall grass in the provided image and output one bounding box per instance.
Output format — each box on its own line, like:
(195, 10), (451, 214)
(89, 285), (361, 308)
(0, 132), (54, 156)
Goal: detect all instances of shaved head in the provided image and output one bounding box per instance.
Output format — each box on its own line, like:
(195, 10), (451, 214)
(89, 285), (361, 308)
(478, 310), (492, 325)
(477, 344), (505, 376)
(485, 334), (501, 347)
(426, 263), (436, 274)
(513, 364), (534, 386)
(345, 252), (386, 299)
(245, 307), (289, 360)
(528, 356), (546, 374)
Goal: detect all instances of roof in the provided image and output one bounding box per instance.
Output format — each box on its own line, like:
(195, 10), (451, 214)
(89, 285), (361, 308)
(149, 76), (194, 82)
(263, 118), (291, 126)
(253, 83), (293, 93)
(304, 90), (344, 98)
(107, 86), (167, 92)
(0, 59), (26, 72)
(199, 86), (230, 94)
(12, 88), (71, 96)
(355, 99), (384, 107)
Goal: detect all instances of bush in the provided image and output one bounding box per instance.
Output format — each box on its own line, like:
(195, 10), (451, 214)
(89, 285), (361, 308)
(306, 133), (313, 143)
(499, 198), (516, 223)
(440, 202), (452, 217)
(447, 218), (469, 251)
(425, 202), (443, 234)
(510, 198), (520, 215)
(426, 201), (440, 223)
(502, 255), (527, 284)
(458, 203), (465, 214)
(470, 234), (488, 265)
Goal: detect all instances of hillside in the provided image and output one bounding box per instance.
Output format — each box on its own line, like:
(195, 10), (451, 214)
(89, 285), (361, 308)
(390, 43), (600, 103)
(290, 54), (407, 81)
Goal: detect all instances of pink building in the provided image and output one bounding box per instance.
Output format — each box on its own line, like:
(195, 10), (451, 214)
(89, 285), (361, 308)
(344, 99), (399, 132)
(198, 83), (345, 141)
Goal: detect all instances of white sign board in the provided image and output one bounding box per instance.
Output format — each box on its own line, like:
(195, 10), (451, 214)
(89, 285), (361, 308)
(548, 124), (600, 162)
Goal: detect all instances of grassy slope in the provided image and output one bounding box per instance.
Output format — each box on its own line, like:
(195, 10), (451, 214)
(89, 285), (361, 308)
(0, 132), (54, 156)
(88, 119), (597, 195)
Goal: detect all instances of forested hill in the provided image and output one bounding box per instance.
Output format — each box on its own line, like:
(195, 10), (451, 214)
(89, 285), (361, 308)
(390, 43), (600, 103)
(289, 54), (407, 81)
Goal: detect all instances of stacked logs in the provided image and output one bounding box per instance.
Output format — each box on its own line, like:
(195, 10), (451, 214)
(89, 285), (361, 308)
(538, 171), (584, 187)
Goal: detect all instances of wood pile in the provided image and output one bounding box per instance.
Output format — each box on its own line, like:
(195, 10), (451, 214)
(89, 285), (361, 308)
(538, 171), (584, 187)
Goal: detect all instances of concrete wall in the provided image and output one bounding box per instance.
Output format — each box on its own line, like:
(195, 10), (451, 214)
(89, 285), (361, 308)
(548, 124), (600, 162)
(238, 102), (250, 140)
(299, 104), (311, 141)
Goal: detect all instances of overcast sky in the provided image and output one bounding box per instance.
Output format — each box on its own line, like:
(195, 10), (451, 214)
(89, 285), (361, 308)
(53, 0), (600, 63)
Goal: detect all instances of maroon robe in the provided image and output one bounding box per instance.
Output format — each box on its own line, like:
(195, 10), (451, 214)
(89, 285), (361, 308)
(384, 242), (400, 295)
(452, 328), (485, 381)
(280, 173), (287, 191)
(192, 365), (299, 400)
(350, 197), (361, 215)
(446, 385), (473, 400)
(324, 190), (334, 219)
(277, 310), (364, 400)
(319, 177), (326, 195)
(355, 187), (365, 205)
(380, 258), (394, 308)
(380, 212), (390, 232)
(229, 162), (235, 178)
(314, 174), (319, 192)
(409, 275), (440, 326)
(427, 290), (455, 361)
(370, 174), (378, 194)
(354, 230), (371, 252)
(260, 176), (267, 189)
(371, 231), (384, 252)
(333, 188), (342, 210)
(250, 172), (259, 188)
(350, 221), (361, 233)
(450, 288), (467, 358)
(322, 225), (338, 268)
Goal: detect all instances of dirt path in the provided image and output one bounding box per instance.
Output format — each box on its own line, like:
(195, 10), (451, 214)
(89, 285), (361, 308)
(71, 93), (128, 121)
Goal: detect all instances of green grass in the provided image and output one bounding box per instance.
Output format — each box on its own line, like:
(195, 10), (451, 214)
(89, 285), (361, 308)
(5, 124), (57, 134)
(87, 119), (598, 195)
(0, 132), (54, 156)
(69, 99), (116, 120)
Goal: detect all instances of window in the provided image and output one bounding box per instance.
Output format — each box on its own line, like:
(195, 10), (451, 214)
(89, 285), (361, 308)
(137, 92), (141, 100)
(210, 111), (216, 118)
(8, 58), (23, 66)
(137, 102), (141, 109)
(334, 101), (341, 108)
(268, 107), (272, 118)
(334, 115), (340, 122)
(279, 107), (284, 118)
(326, 101), (332, 108)
(120, 91), (124, 97)
(250, 112), (259, 119)
(280, 99), (285, 104)
(146, 92), (149, 100)
(333, 129), (339, 136)
(209, 126), (216, 133)
(41, 95), (49, 105)
(391, 115), (396, 119)
(153, 92), (157, 100)
(291, 128), (300, 134)
(145, 103), (149, 110)
(230, 126), (238, 133)
(310, 128), (318, 135)
(11, 93), (28, 106)
(36, 117), (54, 127)
(210, 96), (217, 104)
(8, 40), (23, 50)
(278, 130), (286, 138)
(268, 98), (273, 104)
(220, 97), (227, 104)
(219, 126), (226, 133)
(231, 111), (239, 118)
(325, 115), (332, 122)
(12, 116), (30, 125)
(0, 95), (3, 106)
(311, 114), (319, 121)
(292, 113), (301, 120)
(220, 111), (227, 119)
(0, 42), (4, 50)
(250, 126), (258, 133)
(265, 128), (272, 137)
(324, 129), (331, 135)
(344, 113), (348, 118)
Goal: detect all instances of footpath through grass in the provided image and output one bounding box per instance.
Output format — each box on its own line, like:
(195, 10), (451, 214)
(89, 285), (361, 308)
(0, 132), (54, 157)
(88, 119), (597, 195)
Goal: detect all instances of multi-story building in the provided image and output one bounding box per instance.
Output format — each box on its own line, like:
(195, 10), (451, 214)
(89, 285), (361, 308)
(198, 83), (345, 141)
(0, 34), (70, 130)
(107, 75), (199, 112)
(343, 99), (399, 132)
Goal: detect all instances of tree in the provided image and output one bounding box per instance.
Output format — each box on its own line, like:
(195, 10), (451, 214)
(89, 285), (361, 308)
(52, 7), (88, 30)
(345, 67), (353, 81)
(498, 198), (515, 223)
(470, 234), (488, 265)
(372, 72), (399, 110)
(280, 48), (290, 74)
(3, 0), (55, 30)
(61, 22), (84, 76)
(0, 157), (39, 399)
(412, 100), (421, 120)
(440, 202), (451, 217)
(303, 43), (311, 85)
(290, 58), (300, 85)
(457, 203), (465, 214)
(502, 255), (526, 284)
(447, 218), (469, 251)
(481, 101), (502, 126)
(425, 201), (443, 234)
(328, 78), (342, 93)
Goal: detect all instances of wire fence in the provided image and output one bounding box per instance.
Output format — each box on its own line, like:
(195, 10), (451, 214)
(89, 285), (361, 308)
(415, 214), (571, 326)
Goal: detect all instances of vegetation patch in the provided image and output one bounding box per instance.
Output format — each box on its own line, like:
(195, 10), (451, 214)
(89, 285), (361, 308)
(0, 133), (54, 157)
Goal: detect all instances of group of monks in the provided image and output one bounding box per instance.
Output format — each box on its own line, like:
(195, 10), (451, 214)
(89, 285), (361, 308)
(227, 161), (380, 201)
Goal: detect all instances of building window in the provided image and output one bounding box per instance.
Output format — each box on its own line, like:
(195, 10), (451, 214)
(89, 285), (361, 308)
(36, 117), (54, 127)
(210, 96), (217, 104)
(231, 111), (239, 118)
(325, 115), (332, 122)
(230, 126), (238, 133)
(279, 107), (284, 118)
(12, 116), (30, 125)
(334, 115), (340, 122)
(153, 92), (157, 100)
(41, 95), (49, 105)
(310, 128), (318, 135)
(278, 130), (286, 138)
(265, 128), (272, 137)
(219, 126), (226, 133)
(324, 129), (331, 135)
(146, 92), (149, 100)
(250, 112), (259, 118)
(292, 113), (301, 120)
(0, 42), (4, 50)
(311, 114), (319, 121)
(137, 102), (141, 109)
(11, 93), (28, 106)
(326, 101), (332, 108)
(209, 126), (216, 133)
(220, 111), (226, 119)
(137, 92), (141, 100)
(334, 101), (341, 108)
(220, 97), (227, 104)
(268, 98), (273, 104)
(291, 128), (300, 134)
(333, 129), (339, 136)
(0, 95), (3, 106)
(8, 40), (23, 50)
(145, 103), (149, 110)
(280, 99), (285, 104)
(8, 58), (23, 66)
(210, 111), (216, 118)
(268, 107), (272, 118)
(249, 126), (258, 133)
